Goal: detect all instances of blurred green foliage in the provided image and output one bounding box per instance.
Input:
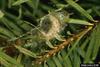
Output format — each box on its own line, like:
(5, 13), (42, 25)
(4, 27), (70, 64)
(0, 0), (100, 67)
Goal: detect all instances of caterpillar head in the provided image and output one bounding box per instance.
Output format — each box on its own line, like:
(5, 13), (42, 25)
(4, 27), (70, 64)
(50, 10), (70, 23)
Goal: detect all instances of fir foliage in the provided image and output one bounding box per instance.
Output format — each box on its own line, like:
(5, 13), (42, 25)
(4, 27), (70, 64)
(0, 0), (100, 67)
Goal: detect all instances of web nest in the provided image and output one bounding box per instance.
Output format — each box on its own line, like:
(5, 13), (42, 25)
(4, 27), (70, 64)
(39, 12), (66, 41)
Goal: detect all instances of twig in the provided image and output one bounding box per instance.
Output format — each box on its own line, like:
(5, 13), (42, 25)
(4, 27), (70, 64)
(33, 26), (93, 64)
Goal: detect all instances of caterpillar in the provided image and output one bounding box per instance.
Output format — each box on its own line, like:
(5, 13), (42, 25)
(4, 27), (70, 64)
(18, 10), (69, 49)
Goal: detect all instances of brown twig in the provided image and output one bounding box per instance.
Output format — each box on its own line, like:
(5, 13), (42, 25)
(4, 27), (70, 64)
(33, 26), (93, 64)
